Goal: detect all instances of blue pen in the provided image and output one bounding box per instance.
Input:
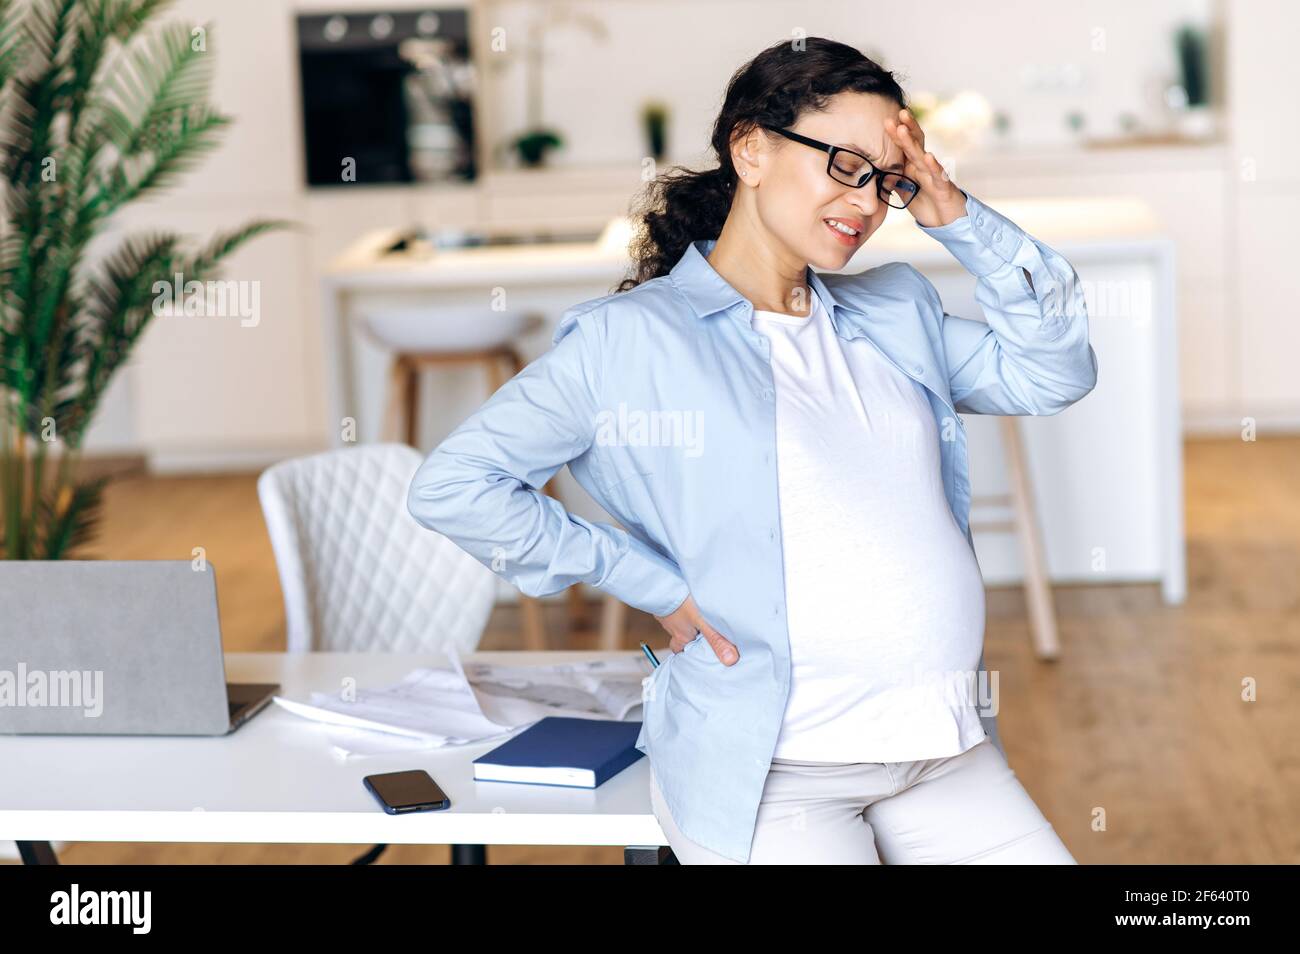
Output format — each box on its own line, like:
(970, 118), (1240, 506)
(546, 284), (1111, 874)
(639, 641), (661, 669)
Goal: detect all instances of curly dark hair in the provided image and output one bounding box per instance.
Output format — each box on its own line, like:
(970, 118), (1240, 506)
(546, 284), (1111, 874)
(615, 37), (908, 293)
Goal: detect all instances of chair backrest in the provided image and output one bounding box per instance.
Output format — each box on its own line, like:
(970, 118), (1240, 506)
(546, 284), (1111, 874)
(257, 443), (496, 653)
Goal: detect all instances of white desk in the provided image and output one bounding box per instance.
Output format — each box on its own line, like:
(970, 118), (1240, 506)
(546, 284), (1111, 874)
(1, 651), (673, 865)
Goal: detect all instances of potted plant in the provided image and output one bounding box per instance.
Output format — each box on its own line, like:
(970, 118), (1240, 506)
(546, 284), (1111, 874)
(0, 0), (289, 560)
(1171, 23), (1215, 139)
(509, 127), (563, 167)
(643, 100), (668, 161)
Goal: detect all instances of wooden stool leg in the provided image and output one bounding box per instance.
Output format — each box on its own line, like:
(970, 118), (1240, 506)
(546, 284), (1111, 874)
(484, 349), (510, 393)
(599, 594), (627, 651)
(567, 585), (589, 631)
(382, 356), (409, 444)
(403, 357), (421, 448)
(519, 594), (549, 652)
(1000, 416), (1061, 660)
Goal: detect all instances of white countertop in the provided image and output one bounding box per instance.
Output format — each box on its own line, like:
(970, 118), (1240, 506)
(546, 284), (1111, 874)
(326, 195), (1166, 287)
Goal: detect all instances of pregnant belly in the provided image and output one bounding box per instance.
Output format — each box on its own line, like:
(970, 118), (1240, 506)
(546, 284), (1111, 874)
(782, 519), (988, 684)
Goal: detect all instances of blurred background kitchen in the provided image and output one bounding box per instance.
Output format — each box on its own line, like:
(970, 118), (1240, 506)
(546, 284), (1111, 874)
(5, 0), (1297, 863)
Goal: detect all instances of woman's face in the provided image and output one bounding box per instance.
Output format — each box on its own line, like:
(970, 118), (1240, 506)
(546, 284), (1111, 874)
(738, 92), (908, 271)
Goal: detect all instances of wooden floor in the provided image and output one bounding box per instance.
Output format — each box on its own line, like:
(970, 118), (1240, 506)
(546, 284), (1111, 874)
(11, 437), (1300, 864)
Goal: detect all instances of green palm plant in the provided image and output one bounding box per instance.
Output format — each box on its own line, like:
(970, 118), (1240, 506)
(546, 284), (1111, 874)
(0, 0), (290, 558)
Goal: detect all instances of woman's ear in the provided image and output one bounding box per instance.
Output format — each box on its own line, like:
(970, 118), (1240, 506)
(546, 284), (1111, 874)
(731, 127), (763, 183)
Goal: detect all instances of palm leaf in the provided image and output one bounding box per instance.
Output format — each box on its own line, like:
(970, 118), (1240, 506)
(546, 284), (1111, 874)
(0, 0), (28, 96)
(94, 16), (209, 156)
(87, 102), (229, 220)
(61, 229), (182, 444)
(185, 218), (298, 277)
(37, 472), (107, 557)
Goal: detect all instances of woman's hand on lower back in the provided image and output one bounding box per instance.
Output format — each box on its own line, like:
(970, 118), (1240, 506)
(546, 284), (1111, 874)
(653, 594), (740, 666)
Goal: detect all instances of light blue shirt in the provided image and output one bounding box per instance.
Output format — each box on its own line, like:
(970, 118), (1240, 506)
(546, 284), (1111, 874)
(407, 190), (1098, 863)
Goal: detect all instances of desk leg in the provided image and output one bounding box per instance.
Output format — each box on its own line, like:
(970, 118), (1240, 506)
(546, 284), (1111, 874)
(17, 841), (59, 865)
(451, 844), (486, 865)
(624, 846), (677, 865)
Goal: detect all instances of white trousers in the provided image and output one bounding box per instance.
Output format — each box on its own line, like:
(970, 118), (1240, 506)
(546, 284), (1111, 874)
(650, 737), (1077, 864)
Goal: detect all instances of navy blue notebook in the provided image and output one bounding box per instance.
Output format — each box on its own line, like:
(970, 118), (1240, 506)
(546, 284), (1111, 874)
(471, 717), (645, 788)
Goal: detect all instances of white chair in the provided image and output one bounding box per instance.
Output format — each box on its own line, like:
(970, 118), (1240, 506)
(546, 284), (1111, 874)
(257, 443), (496, 654)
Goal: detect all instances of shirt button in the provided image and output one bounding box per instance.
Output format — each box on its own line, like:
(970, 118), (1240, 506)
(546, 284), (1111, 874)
(761, 388), (774, 400)
(913, 364), (924, 375)
(769, 528), (777, 541)
(773, 604), (780, 616)
(976, 215), (985, 226)
(993, 230), (1003, 242)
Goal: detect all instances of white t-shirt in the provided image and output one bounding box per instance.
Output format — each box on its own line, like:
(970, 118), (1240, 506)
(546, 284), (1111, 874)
(751, 293), (989, 763)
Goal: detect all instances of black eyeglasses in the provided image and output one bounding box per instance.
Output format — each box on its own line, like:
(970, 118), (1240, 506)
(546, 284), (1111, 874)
(758, 124), (921, 209)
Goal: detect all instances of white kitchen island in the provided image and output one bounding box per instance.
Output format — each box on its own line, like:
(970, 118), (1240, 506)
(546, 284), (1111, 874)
(321, 197), (1183, 604)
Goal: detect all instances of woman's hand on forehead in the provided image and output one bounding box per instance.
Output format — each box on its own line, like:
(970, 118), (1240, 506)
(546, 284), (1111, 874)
(883, 107), (968, 228)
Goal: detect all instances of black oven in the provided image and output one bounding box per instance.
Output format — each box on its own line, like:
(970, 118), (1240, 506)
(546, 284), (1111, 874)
(297, 7), (476, 187)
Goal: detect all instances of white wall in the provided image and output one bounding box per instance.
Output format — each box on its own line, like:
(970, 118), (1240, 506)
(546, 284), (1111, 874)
(484, 0), (1214, 161)
(1223, 0), (1300, 431)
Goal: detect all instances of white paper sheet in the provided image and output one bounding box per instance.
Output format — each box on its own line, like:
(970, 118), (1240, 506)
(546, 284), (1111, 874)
(272, 646), (653, 759)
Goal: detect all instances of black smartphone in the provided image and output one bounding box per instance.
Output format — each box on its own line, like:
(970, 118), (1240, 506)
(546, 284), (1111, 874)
(363, 770), (451, 814)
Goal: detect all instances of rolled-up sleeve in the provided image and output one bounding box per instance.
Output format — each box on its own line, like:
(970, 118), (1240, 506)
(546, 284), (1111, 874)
(406, 309), (691, 618)
(914, 190), (1099, 415)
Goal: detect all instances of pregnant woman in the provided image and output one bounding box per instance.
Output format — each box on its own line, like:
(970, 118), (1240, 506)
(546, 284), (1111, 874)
(408, 37), (1097, 864)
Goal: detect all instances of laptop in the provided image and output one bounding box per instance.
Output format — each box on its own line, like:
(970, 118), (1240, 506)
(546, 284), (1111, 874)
(0, 560), (278, 736)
